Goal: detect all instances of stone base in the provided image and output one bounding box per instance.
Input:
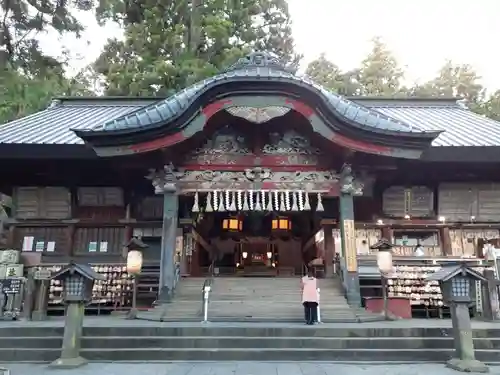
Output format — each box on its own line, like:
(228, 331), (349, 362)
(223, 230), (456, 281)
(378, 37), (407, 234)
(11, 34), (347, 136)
(155, 286), (173, 304)
(446, 358), (489, 373)
(344, 272), (361, 307)
(49, 356), (88, 369)
(126, 308), (138, 320)
(31, 311), (48, 321)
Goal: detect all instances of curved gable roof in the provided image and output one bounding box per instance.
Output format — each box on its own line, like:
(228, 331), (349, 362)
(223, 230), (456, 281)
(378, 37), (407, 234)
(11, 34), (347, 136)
(98, 53), (430, 137)
(73, 52), (441, 158)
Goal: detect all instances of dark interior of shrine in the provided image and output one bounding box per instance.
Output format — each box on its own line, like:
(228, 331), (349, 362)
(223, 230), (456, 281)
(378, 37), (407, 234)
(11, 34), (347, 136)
(193, 206), (322, 277)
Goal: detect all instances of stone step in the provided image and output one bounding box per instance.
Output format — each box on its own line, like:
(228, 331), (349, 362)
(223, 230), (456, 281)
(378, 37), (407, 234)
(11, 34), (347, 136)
(2, 347), (500, 363)
(5, 325), (499, 337)
(152, 276), (355, 322)
(8, 336), (500, 350)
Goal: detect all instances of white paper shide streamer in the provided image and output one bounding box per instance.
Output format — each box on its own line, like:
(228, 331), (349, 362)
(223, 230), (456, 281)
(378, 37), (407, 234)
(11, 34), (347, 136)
(316, 193), (324, 211)
(206, 192), (213, 212)
(192, 191), (200, 212)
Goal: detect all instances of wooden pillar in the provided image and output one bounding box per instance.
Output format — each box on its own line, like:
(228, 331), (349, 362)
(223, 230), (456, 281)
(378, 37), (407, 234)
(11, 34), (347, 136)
(190, 242), (201, 276)
(381, 227), (393, 241)
(157, 189), (179, 303)
(6, 225), (15, 248)
(66, 224), (76, 258)
(441, 227), (452, 256)
(323, 225), (334, 277)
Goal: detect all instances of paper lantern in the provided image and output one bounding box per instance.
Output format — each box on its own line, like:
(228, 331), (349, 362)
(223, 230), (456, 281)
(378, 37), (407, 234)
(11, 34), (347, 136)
(222, 217), (243, 231)
(376, 251), (393, 275)
(127, 250), (143, 275)
(271, 217), (291, 231)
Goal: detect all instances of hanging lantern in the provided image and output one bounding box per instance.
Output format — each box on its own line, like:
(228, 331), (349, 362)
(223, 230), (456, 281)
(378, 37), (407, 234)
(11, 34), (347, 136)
(271, 216), (292, 231)
(242, 251), (248, 259)
(126, 250), (143, 275)
(222, 216), (243, 231)
(266, 251), (272, 259)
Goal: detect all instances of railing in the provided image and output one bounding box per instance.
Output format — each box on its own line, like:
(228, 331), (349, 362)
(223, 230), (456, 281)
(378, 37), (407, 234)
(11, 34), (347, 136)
(173, 263), (181, 290)
(316, 288), (322, 324)
(200, 260), (215, 323)
(301, 262), (308, 276)
(201, 278), (212, 323)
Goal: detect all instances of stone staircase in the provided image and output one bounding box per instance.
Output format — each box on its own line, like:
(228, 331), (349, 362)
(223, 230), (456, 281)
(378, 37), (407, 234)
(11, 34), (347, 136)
(4, 322), (500, 362)
(138, 276), (378, 322)
(138, 277), (206, 321)
(206, 277), (373, 322)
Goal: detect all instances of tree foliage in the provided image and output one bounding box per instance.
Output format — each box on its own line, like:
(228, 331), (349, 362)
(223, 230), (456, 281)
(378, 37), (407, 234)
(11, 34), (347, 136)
(304, 53), (360, 95)
(305, 37), (500, 119)
(93, 0), (301, 96)
(357, 37), (404, 96)
(0, 0), (95, 73)
(0, 0), (95, 123)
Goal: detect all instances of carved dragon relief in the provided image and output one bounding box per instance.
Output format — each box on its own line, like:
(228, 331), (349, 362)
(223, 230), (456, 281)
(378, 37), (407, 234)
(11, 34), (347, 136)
(148, 165), (339, 194)
(263, 130), (322, 155)
(147, 163), (373, 196)
(260, 130), (323, 167)
(181, 127), (324, 167)
(183, 125), (253, 166)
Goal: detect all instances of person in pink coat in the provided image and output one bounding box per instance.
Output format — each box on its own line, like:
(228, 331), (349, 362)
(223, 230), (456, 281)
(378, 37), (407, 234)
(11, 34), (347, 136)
(301, 269), (319, 325)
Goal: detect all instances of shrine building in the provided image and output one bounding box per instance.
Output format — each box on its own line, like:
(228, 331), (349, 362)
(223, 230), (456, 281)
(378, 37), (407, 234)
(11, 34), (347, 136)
(1, 52), (500, 320)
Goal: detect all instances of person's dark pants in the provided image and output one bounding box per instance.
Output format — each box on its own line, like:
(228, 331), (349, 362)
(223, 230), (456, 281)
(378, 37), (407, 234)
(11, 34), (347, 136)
(303, 301), (318, 325)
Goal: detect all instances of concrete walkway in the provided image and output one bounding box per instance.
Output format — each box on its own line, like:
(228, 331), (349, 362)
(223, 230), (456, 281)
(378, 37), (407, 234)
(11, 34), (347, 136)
(2, 362), (500, 375)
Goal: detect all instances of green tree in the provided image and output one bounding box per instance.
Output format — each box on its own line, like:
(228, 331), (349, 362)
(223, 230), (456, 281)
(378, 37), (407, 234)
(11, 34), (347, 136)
(477, 90), (500, 121)
(357, 37), (404, 96)
(409, 61), (484, 102)
(0, 1), (94, 123)
(0, 0), (95, 73)
(93, 0), (301, 96)
(305, 53), (361, 95)
(0, 66), (90, 123)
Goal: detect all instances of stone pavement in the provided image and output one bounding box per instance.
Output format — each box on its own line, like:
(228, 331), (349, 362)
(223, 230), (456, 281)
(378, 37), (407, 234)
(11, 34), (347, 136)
(2, 363), (500, 375)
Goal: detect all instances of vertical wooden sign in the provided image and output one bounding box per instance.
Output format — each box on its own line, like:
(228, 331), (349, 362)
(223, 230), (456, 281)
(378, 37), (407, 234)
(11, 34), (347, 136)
(343, 219), (357, 272)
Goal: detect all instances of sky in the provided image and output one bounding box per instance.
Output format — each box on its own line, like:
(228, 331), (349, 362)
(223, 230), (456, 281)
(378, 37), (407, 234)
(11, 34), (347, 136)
(39, 0), (500, 91)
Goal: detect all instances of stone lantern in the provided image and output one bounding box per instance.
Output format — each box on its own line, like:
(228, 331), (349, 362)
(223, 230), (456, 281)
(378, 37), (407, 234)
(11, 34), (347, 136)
(427, 263), (488, 373)
(125, 236), (148, 319)
(370, 238), (394, 320)
(49, 262), (105, 369)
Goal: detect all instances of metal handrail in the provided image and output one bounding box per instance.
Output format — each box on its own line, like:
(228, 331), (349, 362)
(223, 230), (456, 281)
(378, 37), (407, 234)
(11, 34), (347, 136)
(200, 260), (215, 323)
(201, 278), (212, 323)
(316, 287), (322, 323)
(173, 263), (181, 290)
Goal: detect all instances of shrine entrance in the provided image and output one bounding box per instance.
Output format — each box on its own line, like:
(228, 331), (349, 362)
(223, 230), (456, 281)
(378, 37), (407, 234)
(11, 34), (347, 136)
(195, 210), (320, 277)
(76, 51), (439, 306)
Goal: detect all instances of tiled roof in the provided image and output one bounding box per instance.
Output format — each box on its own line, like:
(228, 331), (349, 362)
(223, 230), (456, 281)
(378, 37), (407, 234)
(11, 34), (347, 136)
(0, 99), (152, 144)
(99, 67), (420, 136)
(356, 98), (500, 147)
(1, 97), (500, 147)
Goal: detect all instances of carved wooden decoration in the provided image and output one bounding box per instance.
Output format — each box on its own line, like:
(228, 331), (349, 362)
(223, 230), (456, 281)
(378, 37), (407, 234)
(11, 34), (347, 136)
(149, 167), (339, 194)
(181, 127), (325, 169)
(226, 106), (290, 123)
(260, 130), (323, 167)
